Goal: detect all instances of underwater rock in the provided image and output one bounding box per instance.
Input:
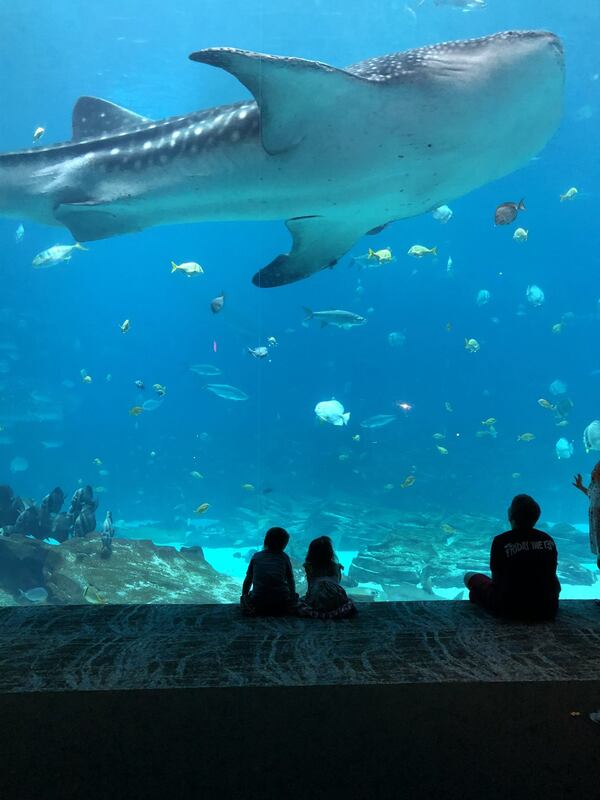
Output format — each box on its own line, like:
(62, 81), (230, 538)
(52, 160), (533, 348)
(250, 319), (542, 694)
(0, 534), (240, 606)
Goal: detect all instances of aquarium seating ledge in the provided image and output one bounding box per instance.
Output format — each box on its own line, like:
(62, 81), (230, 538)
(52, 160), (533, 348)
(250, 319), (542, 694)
(1, 599), (599, 800)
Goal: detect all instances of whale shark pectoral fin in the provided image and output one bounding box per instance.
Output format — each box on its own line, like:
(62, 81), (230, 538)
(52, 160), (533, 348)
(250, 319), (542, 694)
(189, 48), (369, 155)
(252, 215), (370, 288)
(54, 201), (142, 241)
(71, 96), (153, 140)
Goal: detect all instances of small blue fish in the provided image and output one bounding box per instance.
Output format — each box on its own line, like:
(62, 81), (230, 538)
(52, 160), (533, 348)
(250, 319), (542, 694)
(19, 587), (48, 603)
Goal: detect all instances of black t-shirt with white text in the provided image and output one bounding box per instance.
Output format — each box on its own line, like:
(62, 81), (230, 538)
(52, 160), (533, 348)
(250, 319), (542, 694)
(490, 527), (560, 607)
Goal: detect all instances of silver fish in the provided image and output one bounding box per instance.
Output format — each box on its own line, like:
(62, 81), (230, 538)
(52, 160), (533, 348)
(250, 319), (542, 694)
(360, 414), (396, 429)
(303, 307), (366, 329)
(205, 383), (249, 401)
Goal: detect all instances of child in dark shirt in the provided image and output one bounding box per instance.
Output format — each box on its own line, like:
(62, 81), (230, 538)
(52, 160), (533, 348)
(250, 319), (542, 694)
(297, 536), (357, 620)
(240, 527), (298, 616)
(464, 494), (560, 620)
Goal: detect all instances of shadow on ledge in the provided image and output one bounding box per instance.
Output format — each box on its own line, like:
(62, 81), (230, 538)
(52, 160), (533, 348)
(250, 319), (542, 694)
(0, 600), (599, 799)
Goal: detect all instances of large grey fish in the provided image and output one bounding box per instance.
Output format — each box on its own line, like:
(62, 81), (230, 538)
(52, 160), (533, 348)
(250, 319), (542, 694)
(0, 31), (564, 288)
(205, 383), (249, 401)
(360, 414), (396, 429)
(303, 307), (366, 329)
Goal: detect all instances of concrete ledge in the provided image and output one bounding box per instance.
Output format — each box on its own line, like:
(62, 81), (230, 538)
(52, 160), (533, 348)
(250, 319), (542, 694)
(1, 601), (599, 799)
(0, 600), (599, 693)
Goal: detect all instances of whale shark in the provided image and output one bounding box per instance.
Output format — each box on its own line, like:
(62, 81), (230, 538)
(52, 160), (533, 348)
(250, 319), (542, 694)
(0, 30), (564, 287)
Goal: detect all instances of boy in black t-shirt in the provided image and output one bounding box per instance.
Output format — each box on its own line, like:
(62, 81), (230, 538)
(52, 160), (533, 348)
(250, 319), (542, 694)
(464, 494), (560, 619)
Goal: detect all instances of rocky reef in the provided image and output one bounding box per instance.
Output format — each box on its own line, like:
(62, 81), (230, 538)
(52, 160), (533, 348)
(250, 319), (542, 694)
(0, 534), (241, 606)
(348, 513), (597, 598)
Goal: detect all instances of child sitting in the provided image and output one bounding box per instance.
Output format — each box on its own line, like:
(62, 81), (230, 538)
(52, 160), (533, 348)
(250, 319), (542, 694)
(298, 536), (357, 620)
(240, 527), (298, 616)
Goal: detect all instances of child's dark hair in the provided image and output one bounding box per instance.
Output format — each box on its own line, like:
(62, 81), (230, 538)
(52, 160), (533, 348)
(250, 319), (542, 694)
(264, 526), (289, 552)
(304, 536), (339, 570)
(509, 494), (541, 528)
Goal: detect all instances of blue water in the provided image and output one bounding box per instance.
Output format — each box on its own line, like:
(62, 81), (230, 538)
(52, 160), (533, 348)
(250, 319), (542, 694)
(0, 1), (598, 598)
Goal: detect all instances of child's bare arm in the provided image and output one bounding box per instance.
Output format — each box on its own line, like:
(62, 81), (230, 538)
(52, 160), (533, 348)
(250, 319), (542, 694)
(572, 474), (589, 496)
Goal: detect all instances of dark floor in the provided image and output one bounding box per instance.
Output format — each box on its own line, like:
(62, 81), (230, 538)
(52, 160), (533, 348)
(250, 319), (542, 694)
(1, 601), (599, 799)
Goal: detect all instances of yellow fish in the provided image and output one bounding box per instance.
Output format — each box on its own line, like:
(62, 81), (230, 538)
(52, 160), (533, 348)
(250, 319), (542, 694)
(33, 126), (45, 142)
(190, 470), (204, 479)
(481, 418), (496, 426)
(537, 398), (555, 411)
(407, 244), (437, 258)
(153, 383), (167, 396)
(241, 483), (255, 491)
(83, 585), (107, 605)
(194, 503), (210, 514)
(400, 475), (416, 489)
(551, 322), (564, 334)
(129, 405), (143, 416)
(436, 445), (449, 455)
(82, 375), (92, 384)
(171, 261), (204, 276)
(432, 433), (445, 440)
(464, 338), (480, 353)
(444, 402), (454, 413)
(352, 434), (361, 442)
(517, 433), (535, 442)
(513, 227), (528, 242)
(92, 458), (102, 466)
(560, 187), (578, 202)
(367, 247), (393, 262)
(120, 319), (131, 333)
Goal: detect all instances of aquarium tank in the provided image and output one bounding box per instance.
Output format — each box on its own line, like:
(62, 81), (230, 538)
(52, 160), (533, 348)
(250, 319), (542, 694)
(0, 0), (598, 607)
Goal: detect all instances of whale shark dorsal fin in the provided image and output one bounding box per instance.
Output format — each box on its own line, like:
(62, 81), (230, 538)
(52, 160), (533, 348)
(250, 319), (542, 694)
(72, 96), (153, 140)
(189, 48), (370, 155)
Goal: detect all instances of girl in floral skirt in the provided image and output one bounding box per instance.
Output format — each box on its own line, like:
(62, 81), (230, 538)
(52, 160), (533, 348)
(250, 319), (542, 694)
(298, 536), (357, 620)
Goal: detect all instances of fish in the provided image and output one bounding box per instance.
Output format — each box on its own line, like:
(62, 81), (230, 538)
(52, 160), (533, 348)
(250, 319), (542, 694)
(431, 205), (453, 223)
(367, 247), (393, 262)
(19, 587), (48, 603)
(194, 502), (210, 514)
(360, 414), (396, 429)
(476, 289), (491, 306)
(134, 379), (145, 390)
(92, 458), (102, 465)
(14, 223), (24, 243)
(513, 227), (528, 242)
(32, 126), (45, 142)
(303, 307), (366, 329)
(153, 383), (167, 396)
(552, 322), (564, 334)
(432, 433), (445, 440)
(211, 292), (225, 314)
(247, 346), (269, 359)
(190, 470), (204, 479)
(433, 0), (486, 9)
(171, 260), (203, 276)
(464, 338), (480, 353)
(9, 456), (28, 472)
(205, 383), (249, 401)
(83, 585), (107, 604)
(526, 284), (545, 306)
(352, 434), (361, 442)
(407, 244), (437, 257)
(120, 319), (131, 333)
(537, 398), (556, 410)
(40, 440), (64, 449)
(190, 364), (222, 376)
(267, 336), (277, 347)
(517, 433), (535, 442)
(315, 399), (350, 426)
(241, 483), (255, 491)
(481, 417), (496, 426)
(560, 187), (578, 201)
(444, 402), (454, 413)
(0, 32), (564, 287)
(129, 405), (144, 416)
(142, 398), (163, 411)
(32, 242), (87, 268)
(400, 475), (416, 488)
(436, 445), (449, 455)
(494, 199), (525, 225)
